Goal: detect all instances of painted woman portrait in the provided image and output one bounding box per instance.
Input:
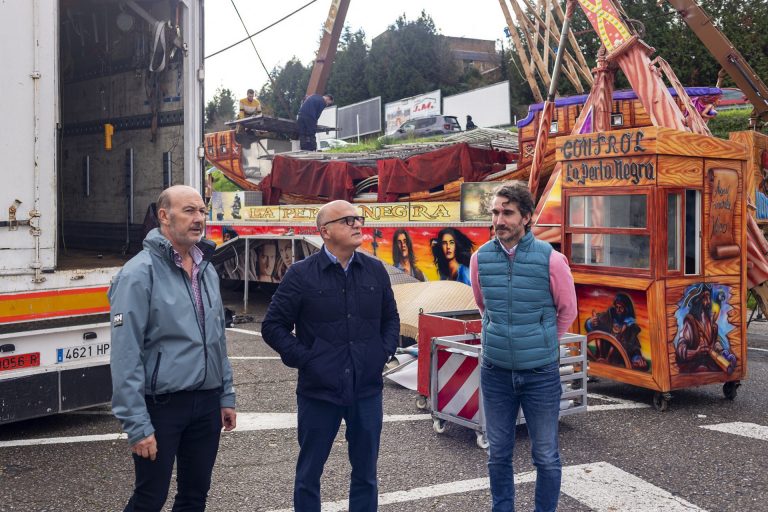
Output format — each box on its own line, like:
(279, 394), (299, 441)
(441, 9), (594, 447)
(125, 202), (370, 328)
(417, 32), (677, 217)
(392, 229), (426, 282)
(431, 227), (474, 286)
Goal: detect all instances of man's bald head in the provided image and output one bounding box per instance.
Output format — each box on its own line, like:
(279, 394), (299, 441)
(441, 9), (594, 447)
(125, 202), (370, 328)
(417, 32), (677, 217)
(156, 185), (206, 252)
(157, 185), (202, 211)
(316, 200), (355, 229)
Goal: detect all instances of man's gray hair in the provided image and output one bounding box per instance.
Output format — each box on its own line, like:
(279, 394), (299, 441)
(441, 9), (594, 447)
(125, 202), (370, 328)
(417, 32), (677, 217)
(157, 189), (172, 211)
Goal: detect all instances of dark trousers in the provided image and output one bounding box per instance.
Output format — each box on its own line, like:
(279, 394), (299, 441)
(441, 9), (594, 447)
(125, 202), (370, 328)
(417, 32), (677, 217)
(124, 389), (223, 512)
(294, 393), (383, 512)
(297, 115), (317, 151)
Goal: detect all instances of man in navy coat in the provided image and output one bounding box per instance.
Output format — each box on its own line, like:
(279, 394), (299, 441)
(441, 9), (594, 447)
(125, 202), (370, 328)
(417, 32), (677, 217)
(297, 93), (334, 151)
(262, 200), (400, 511)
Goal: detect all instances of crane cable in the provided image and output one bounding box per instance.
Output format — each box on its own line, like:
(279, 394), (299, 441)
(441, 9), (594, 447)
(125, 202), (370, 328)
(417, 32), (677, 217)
(206, 0), (319, 59)
(227, 0), (295, 116)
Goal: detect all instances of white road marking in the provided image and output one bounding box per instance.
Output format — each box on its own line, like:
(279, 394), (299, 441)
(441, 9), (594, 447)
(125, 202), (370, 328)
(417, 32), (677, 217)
(0, 433), (127, 448)
(748, 346), (768, 353)
(700, 422), (768, 441)
(587, 393), (651, 411)
(229, 356), (281, 360)
(560, 461), (706, 511)
(265, 462), (706, 512)
(0, 413), (432, 448)
(233, 412), (431, 432)
(227, 328), (262, 336)
(64, 410), (114, 416)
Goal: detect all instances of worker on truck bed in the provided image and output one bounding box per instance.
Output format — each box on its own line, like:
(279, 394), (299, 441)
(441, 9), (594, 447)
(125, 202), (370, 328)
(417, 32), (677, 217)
(297, 93), (334, 151)
(109, 185), (236, 512)
(238, 88), (262, 119)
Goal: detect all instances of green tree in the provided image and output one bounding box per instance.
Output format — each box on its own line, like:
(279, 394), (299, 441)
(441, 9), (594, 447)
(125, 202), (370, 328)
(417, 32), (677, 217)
(204, 87), (236, 132)
(327, 27), (370, 105)
(258, 58), (311, 119)
(366, 12), (460, 104)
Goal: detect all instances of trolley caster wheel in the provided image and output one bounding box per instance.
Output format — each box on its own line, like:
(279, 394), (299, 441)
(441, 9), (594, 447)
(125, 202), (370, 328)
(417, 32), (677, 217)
(653, 392), (672, 412)
(723, 381), (740, 400)
(476, 433), (489, 450)
(415, 396), (428, 410)
(432, 419), (446, 434)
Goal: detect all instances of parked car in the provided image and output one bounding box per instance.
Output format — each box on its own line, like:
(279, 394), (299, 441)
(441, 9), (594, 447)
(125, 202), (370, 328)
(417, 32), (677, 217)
(382, 115), (461, 141)
(318, 138), (351, 151)
(718, 87), (750, 110)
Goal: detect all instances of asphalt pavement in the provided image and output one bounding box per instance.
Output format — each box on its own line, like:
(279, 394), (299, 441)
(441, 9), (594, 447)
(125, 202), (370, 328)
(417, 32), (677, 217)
(2, 288), (768, 511)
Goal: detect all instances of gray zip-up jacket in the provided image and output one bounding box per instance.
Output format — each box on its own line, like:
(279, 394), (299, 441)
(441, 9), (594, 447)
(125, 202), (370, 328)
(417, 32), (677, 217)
(109, 229), (235, 445)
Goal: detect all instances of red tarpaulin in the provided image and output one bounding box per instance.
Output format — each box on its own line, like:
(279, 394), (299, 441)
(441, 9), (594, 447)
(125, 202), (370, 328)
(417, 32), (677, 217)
(260, 158), (376, 204)
(260, 143), (514, 204)
(376, 143), (513, 202)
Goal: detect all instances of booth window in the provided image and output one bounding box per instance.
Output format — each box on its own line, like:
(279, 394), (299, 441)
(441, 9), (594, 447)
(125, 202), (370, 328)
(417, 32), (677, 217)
(567, 193), (650, 270)
(666, 190), (701, 275)
(667, 193), (681, 270)
(684, 190), (701, 274)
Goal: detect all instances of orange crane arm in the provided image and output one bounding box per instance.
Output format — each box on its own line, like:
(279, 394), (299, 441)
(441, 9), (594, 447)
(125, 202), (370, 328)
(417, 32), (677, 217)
(306, 0), (351, 96)
(665, 0), (768, 125)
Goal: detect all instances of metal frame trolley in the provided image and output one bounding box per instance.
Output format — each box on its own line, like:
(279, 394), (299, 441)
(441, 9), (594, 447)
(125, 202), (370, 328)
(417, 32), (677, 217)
(429, 333), (588, 449)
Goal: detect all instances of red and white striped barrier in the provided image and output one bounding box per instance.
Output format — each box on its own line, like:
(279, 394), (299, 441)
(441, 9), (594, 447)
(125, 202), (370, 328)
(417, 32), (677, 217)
(435, 348), (481, 422)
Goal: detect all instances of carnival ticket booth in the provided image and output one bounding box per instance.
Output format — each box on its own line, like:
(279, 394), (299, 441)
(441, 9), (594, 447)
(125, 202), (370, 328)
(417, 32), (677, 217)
(559, 127), (748, 410)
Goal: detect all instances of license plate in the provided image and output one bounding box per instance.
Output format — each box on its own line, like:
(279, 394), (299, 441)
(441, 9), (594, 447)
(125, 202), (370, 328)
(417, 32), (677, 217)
(56, 343), (110, 363)
(0, 352), (41, 372)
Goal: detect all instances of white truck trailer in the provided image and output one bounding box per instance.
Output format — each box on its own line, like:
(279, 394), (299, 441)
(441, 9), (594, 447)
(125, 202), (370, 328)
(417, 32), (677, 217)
(0, 0), (204, 423)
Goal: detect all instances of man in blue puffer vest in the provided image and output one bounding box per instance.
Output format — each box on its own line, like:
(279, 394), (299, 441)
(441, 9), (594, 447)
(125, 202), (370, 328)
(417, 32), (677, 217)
(470, 183), (577, 512)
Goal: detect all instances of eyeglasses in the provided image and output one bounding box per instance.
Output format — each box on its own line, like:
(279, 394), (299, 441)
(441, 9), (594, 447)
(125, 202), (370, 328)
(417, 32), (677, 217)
(322, 215), (365, 227)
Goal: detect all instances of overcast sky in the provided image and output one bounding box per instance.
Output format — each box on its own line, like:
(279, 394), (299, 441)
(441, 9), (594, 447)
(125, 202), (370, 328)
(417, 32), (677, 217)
(203, 0), (511, 103)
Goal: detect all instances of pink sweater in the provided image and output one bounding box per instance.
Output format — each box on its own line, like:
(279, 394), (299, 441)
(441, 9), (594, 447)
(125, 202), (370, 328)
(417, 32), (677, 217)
(470, 243), (578, 338)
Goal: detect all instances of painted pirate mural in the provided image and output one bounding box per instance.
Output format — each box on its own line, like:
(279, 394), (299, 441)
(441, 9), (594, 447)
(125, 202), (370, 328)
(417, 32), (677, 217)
(673, 283), (737, 374)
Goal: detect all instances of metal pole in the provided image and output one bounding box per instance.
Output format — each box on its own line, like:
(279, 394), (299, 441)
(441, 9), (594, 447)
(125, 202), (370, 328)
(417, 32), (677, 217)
(546, 1), (574, 102)
(356, 114), (360, 144)
(243, 238), (249, 312)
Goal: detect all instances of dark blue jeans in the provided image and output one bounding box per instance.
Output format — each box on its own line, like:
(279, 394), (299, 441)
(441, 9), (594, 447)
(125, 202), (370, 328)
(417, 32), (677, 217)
(294, 393), (383, 512)
(297, 115), (317, 151)
(124, 389), (223, 512)
(480, 360), (562, 512)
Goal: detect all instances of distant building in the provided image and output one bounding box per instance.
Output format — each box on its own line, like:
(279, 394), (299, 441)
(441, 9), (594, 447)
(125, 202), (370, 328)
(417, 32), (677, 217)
(443, 36), (499, 75)
(371, 32), (500, 77)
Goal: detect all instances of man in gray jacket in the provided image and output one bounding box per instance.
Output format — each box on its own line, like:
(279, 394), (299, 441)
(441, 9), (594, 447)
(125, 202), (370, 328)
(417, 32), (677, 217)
(110, 185), (236, 512)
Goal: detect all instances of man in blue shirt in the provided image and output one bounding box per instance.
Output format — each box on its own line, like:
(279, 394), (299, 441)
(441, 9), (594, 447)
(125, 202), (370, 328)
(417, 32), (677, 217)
(297, 93), (334, 151)
(262, 200), (400, 511)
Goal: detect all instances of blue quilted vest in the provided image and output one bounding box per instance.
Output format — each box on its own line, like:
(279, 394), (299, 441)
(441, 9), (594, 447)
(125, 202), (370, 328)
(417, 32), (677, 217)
(477, 231), (558, 370)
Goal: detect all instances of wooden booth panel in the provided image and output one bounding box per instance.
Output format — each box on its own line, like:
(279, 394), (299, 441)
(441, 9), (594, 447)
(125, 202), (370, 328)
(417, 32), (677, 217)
(703, 160), (744, 278)
(655, 128), (748, 160)
(656, 155), (703, 187)
(574, 282), (658, 390)
(665, 277), (744, 390)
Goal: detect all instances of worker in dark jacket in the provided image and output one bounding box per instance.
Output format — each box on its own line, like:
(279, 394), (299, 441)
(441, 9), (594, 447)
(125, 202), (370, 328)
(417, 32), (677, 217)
(297, 93), (334, 151)
(262, 199), (399, 512)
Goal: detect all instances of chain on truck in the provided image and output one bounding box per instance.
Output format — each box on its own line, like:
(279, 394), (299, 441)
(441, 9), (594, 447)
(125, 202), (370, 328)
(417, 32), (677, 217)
(0, 0), (205, 424)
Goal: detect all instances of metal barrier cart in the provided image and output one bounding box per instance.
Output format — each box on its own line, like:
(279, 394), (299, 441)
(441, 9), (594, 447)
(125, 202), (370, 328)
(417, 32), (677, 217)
(430, 333), (587, 449)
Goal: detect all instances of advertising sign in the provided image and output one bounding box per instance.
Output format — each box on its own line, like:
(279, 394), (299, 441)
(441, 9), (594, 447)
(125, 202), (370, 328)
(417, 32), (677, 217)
(384, 90), (441, 135)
